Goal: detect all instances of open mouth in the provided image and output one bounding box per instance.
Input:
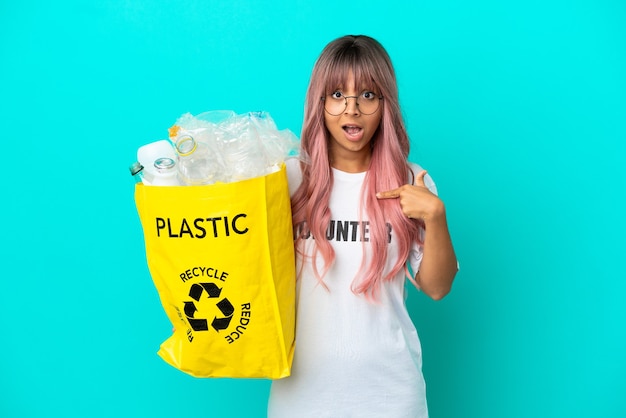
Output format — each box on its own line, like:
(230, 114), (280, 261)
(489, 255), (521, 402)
(343, 125), (363, 136)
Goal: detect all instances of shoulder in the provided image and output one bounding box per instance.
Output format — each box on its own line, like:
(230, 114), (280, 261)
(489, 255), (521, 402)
(285, 157), (303, 197)
(408, 162), (438, 195)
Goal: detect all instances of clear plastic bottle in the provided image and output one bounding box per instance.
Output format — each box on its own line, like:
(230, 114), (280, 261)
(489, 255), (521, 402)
(175, 134), (219, 185)
(221, 115), (268, 181)
(151, 157), (180, 186)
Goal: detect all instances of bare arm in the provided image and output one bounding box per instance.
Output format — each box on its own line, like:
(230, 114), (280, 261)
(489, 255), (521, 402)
(376, 170), (458, 300)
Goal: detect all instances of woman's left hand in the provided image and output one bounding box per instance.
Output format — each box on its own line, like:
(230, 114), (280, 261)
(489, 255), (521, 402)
(376, 170), (445, 222)
(376, 169), (457, 300)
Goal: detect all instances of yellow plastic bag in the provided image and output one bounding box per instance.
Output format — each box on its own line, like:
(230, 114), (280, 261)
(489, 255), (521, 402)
(134, 164), (295, 379)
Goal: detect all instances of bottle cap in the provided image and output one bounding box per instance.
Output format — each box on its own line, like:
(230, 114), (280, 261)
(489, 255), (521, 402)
(129, 161), (144, 176)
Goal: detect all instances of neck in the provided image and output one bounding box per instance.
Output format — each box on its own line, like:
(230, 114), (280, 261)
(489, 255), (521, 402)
(329, 149), (371, 173)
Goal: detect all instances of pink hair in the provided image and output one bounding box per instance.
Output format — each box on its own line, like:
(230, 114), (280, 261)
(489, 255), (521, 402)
(291, 35), (424, 299)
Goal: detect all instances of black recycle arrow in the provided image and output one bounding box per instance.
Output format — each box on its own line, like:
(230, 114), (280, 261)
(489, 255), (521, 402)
(188, 317), (209, 331)
(216, 298), (234, 316)
(184, 301), (197, 317)
(211, 316), (232, 331)
(211, 298), (234, 331)
(189, 282), (222, 301)
(184, 301), (209, 331)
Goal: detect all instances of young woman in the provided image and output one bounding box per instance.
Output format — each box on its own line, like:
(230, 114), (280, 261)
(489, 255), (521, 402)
(268, 35), (458, 418)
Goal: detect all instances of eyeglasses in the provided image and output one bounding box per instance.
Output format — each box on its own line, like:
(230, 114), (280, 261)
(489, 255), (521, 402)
(321, 91), (383, 116)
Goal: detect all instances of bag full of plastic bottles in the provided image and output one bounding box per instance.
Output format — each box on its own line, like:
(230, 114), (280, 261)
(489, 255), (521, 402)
(131, 111), (299, 379)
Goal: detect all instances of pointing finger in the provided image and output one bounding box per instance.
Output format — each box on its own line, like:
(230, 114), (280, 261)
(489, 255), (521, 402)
(376, 188), (401, 199)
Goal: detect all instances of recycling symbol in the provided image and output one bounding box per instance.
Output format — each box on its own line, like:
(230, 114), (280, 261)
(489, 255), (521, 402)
(184, 282), (234, 332)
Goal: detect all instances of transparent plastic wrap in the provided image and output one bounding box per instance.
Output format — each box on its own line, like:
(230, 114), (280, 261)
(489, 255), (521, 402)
(167, 110), (299, 185)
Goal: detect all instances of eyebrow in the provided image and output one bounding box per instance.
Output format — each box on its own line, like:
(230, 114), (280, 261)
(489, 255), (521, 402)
(331, 87), (377, 94)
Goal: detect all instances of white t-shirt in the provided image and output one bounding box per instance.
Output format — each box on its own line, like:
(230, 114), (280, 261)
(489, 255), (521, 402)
(268, 158), (436, 418)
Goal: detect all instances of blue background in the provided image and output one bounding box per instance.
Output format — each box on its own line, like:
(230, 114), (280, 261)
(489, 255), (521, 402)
(1, 1), (625, 417)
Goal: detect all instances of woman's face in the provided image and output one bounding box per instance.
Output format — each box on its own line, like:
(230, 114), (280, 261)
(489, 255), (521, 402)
(323, 72), (382, 171)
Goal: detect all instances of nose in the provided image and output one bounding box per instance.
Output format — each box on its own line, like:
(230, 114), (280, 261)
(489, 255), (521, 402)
(344, 96), (360, 115)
